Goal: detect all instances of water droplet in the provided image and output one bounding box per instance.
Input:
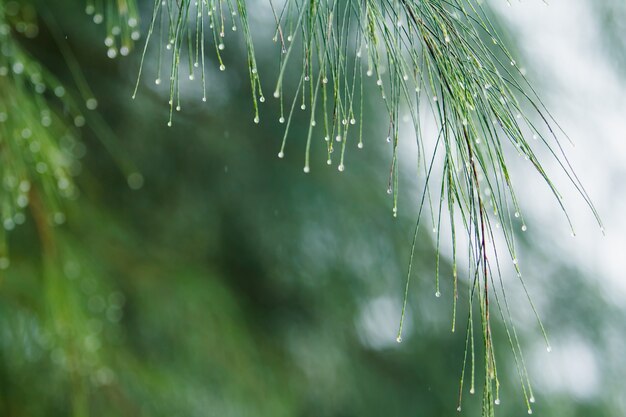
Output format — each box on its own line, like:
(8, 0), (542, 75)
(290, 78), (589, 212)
(155, 78), (161, 85)
(300, 104), (306, 110)
(74, 116), (86, 127)
(176, 105), (181, 111)
(253, 116), (259, 124)
(512, 258), (518, 265)
(19, 180), (31, 193)
(273, 91), (280, 98)
(470, 388), (475, 394)
(386, 136), (391, 143)
(515, 211), (520, 218)
(3, 218), (15, 230)
(189, 74), (194, 80)
(311, 120), (316, 126)
(494, 399), (500, 405)
(357, 142), (363, 149)
(529, 396), (535, 403)
(521, 225), (527, 232)
(127, 173), (144, 190)
(303, 166), (310, 173)
(86, 98), (98, 110)
(304, 75), (310, 81)
(287, 35), (292, 42)
(338, 164), (345, 172)
(322, 77), (328, 84)
(326, 159), (332, 165)
(279, 117), (285, 123)
(54, 212), (66, 225)
(0, 257), (9, 270)
(435, 291), (441, 298)
(219, 64), (226, 71)
(350, 118), (356, 125)
(277, 151), (284, 158)
(528, 409), (533, 415)
(366, 69), (373, 77)
(376, 79), (382, 86)
(167, 121), (172, 127)
(547, 345), (552, 353)
(335, 135), (341, 142)
(218, 43), (225, 50)
(457, 406), (461, 412)
(259, 96), (265, 103)
(396, 336), (402, 343)
(17, 194), (28, 207)
(29, 141), (40, 153)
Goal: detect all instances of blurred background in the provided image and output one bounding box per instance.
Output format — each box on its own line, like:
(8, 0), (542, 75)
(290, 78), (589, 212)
(0, 0), (625, 416)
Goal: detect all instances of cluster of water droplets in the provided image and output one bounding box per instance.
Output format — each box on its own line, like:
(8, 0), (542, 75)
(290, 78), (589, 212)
(27, 256), (129, 386)
(0, 10), (85, 267)
(85, 0), (141, 58)
(133, 0), (263, 129)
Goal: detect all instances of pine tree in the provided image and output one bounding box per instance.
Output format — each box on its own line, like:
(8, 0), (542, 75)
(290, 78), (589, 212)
(0, 1), (609, 417)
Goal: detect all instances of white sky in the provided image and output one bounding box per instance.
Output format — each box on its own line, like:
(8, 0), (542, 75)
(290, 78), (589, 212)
(492, 0), (626, 298)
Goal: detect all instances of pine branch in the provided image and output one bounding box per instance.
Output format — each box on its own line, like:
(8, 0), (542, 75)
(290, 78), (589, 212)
(84, 0), (141, 57)
(0, 2), (82, 267)
(127, 0), (604, 415)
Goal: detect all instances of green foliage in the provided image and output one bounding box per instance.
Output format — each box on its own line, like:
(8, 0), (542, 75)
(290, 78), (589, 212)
(0, 1), (612, 417)
(0, 2), (81, 267)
